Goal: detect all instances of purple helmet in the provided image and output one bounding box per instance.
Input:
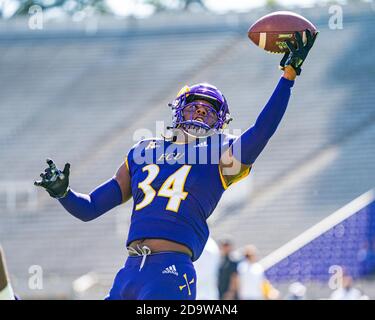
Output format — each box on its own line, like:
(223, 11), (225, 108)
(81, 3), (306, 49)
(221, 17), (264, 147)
(169, 83), (232, 133)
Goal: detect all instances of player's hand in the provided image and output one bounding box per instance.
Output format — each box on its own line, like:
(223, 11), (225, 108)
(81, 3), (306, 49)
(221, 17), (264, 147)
(280, 29), (318, 75)
(34, 159), (70, 199)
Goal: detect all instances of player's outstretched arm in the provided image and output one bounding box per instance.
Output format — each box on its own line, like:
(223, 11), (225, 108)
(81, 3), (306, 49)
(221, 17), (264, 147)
(231, 73), (294, 166)
(34, 159), (131, 222)
(225, 30), (318, 169)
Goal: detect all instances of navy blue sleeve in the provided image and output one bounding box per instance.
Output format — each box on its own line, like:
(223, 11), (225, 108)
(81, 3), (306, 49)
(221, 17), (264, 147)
(58, 178), (123, 222)
(231, 77), (294, 165)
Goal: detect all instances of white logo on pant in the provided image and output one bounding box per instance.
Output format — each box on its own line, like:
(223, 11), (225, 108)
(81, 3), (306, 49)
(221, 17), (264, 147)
(162, 265), (178, 276)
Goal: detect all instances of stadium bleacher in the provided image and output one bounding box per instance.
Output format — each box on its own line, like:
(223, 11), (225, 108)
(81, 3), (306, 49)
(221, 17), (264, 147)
(0, 3), (374, 299)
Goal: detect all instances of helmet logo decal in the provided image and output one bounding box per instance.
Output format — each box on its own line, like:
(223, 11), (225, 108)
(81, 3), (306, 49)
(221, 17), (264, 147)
(176, 85), (190, 97)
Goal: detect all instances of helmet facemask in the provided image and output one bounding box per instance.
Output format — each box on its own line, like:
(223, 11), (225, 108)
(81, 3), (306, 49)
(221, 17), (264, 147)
(169, 83), (232, 138)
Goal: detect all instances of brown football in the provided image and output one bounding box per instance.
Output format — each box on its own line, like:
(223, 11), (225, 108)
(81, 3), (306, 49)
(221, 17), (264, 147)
(248, 11), (317, 54)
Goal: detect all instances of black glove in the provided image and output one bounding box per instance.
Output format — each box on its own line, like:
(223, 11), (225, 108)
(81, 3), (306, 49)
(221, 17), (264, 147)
(34, 159), (70, 198)
(280, 29), (318, 75)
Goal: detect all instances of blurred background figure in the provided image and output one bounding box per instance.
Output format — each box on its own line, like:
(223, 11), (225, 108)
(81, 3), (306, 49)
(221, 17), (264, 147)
(358, 237), (375, 276)
(193, 237), (220, 300)
(236, 244), (279, 300)
(330, 275), (368, 300)
(218, 238), (238, 300)
(285, 282), (306, 300)
(0, 246), (15, 300)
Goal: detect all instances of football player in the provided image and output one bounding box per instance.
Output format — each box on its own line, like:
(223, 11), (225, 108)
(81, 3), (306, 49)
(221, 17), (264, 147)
(34, 30), (317, 300)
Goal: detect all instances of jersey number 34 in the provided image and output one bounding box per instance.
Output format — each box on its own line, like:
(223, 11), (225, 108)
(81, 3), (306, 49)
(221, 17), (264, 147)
(135, 164), (192, 213)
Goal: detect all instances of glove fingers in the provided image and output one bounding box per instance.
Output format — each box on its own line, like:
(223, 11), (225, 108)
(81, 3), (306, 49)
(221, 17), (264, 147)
(306, 30), (319, 50)
(46, 158), (55, 168)
(279, 52), (289, 67)
(312, 31), (319, 46)
(306, 29), (312, 45)
(284, 40), (296, 53)
(34, 180), (45, 187)
(34, 160), (70, 198)
(294, 31), (303, 49)
(63, 163), (70, 176)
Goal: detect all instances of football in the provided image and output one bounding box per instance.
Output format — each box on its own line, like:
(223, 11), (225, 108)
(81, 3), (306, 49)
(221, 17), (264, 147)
(248, 11), (317, 53)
